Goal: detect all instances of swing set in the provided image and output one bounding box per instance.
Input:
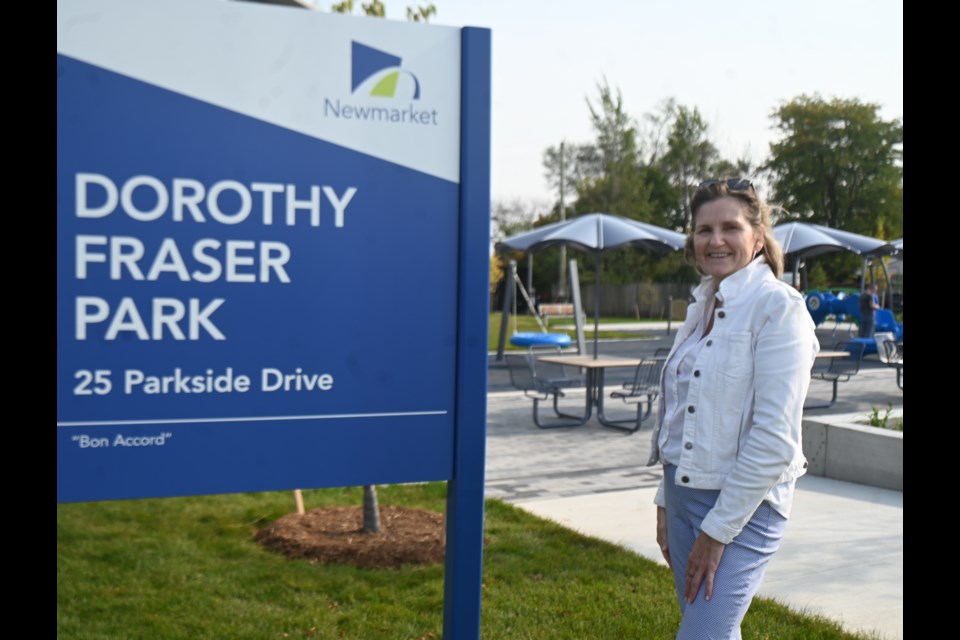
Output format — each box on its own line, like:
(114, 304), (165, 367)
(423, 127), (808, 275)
(494, 259), (588, 359)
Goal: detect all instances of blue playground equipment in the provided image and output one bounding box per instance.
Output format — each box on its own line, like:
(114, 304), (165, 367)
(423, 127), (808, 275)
(508, 332), (572, 348)
(804, 290), (903, 354)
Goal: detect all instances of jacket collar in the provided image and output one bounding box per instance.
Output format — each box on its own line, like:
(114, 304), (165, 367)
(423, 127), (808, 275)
(692, 257), (771, 305)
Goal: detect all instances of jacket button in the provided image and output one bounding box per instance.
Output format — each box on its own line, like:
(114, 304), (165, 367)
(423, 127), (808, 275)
(681, 475), (690, 483)
(687, 406), (695, 413)
(693, 370), (700, 377)
(706, 339), (713, 347)
(718, 311), (726, 318)
(684, 442), (693, 450)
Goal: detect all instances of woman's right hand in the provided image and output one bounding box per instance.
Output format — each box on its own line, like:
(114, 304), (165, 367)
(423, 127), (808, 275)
(656, 506), (672, 568)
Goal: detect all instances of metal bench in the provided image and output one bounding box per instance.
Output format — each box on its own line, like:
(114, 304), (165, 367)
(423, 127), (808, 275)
(505, 348), (588, 428)
(609, 348), (669, 432)
(874, 332), (903, 390)
(538, 303), (575, 317)
(538, 303), (581, 330)
(807, 341), (866, 409)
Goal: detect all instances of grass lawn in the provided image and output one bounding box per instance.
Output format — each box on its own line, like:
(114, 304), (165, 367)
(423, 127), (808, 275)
(488, 312), (661, 352)
(58, 483), (878, 639)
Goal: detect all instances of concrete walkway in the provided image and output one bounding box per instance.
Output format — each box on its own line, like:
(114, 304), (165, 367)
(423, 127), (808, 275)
(484, 336), (903, 640)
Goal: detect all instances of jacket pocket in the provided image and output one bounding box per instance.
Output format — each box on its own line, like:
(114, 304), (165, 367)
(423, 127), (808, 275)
(717, 331), (754, 379)
(713, 331), (753, 449)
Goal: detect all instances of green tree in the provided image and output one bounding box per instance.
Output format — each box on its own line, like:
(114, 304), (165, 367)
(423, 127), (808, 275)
(330, 0), (386, 17)
(490, 254), (505, 295)
(571, 83), (687, 286)
(764, 95), (903, 238)
(639, 98), (753, 230)
(542, 141), (596, 204)
(536, 83), (700, 291)
(405, 3), (436, 21)
(329, 0), (436, 21)
(581, 78), (640, 212)
(491, 198), (544, 245)
(638, 97), (676, 167)
(571, 81), (683, 228)
(658, 104), (725, 232)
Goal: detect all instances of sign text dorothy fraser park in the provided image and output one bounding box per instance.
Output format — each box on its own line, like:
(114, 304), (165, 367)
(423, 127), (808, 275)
(59, 2), (491, 635)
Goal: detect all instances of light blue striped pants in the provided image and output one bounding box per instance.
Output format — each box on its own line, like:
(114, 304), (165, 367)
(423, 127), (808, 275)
(663, 464), (788, 640)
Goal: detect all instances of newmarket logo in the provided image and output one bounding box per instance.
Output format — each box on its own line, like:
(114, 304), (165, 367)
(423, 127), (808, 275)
(323, 41), (438, 125)
(351, 41), (421, 99)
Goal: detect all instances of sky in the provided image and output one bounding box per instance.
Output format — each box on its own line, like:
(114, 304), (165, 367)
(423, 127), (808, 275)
(372, 0), (903, 208)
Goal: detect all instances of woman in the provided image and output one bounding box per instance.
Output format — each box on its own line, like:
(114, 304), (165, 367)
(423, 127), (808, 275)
(648, 179), (819, 639)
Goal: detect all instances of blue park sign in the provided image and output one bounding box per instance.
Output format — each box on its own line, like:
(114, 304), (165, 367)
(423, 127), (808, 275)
(57, 1), (490, 637)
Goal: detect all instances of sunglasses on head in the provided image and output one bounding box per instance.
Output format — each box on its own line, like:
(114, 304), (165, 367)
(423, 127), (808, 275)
(698, 178), (754, 191)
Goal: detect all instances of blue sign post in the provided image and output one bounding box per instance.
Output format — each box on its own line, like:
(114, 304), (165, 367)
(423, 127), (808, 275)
(58, 1), (489, 636)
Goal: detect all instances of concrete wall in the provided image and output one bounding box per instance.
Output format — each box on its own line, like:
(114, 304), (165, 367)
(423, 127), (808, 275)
(802, 417), (903, 491)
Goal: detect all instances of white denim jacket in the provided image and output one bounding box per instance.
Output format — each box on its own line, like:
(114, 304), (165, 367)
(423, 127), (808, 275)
(648, 258), (819, 545)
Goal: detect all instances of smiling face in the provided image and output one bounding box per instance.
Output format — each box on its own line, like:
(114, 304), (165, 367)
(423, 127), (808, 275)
(693, 196), (763, 283)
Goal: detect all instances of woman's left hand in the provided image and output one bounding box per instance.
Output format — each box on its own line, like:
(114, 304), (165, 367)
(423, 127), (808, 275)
(684, 532), (726, 603)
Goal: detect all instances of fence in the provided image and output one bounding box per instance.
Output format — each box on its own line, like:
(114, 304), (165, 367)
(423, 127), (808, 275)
(580, 282), (694, 320)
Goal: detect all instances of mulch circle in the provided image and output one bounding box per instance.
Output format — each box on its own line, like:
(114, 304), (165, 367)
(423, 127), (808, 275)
(254, 505), (445, 569)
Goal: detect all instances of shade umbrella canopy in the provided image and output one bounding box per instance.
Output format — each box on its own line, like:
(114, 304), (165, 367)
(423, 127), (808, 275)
(496, 213), (685, 255)
(812, 225), (897, 258)
(773, 222), (850, 259)
(496, 213), (685, 357)
(773, 222), (894, 258)
(774, 222), (899, 292)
